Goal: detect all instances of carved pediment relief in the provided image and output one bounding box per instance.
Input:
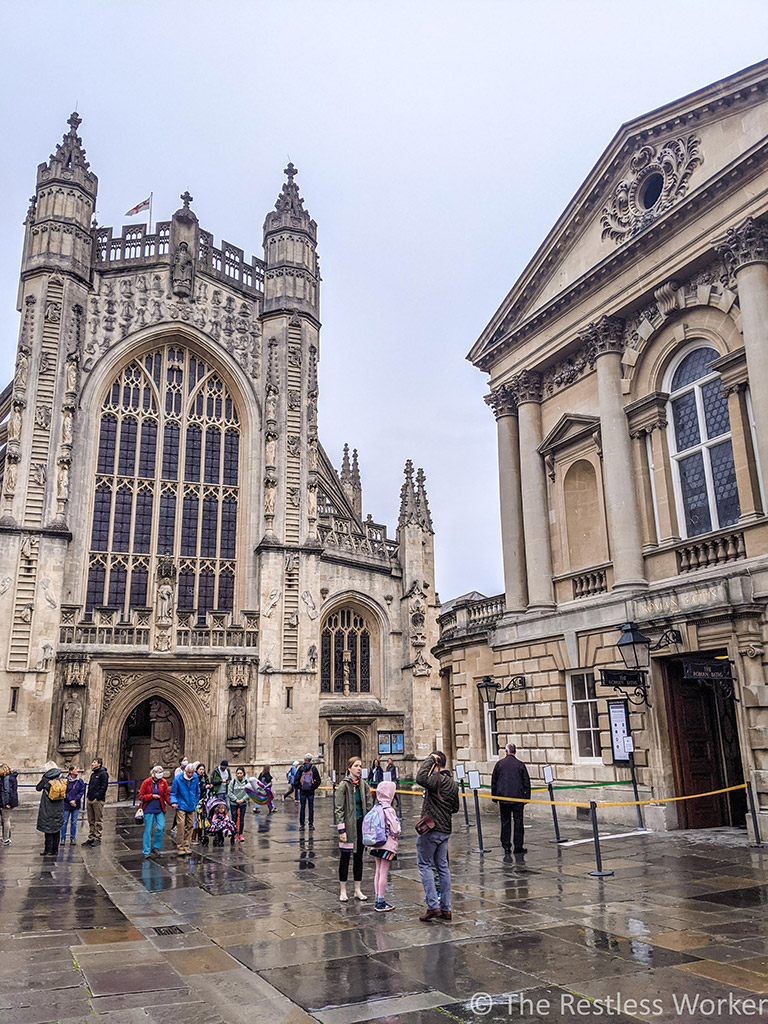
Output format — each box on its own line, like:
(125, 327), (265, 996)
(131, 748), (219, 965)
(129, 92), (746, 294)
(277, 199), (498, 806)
(539, 414), (601, 458)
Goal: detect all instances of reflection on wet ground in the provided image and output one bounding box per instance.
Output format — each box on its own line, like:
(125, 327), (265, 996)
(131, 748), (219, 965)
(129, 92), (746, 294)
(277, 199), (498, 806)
(2, 797), (768, 1022)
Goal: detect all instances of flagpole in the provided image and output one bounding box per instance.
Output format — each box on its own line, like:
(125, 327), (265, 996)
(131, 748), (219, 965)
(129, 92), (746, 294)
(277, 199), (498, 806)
(149, 192), (154, 235)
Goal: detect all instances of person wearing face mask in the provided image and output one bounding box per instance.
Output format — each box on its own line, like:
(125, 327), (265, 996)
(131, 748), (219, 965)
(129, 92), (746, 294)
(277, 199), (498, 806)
(169, 761), (200, 856)
(334, 756), (372, 903)
(138, 766), (171, 858)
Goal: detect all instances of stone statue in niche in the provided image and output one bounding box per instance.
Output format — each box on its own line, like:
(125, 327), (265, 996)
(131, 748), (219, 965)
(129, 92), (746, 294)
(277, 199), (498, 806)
(265, 389), (278, 422)
(308, 436), (318, 471)
(171, 241), (194, 298)
(14, 345), (30, 391)
(156, 582), (174, 624)
(265, 432), (277, 467)
(8, 402), (23, 443)
(56, 459), (70, 501)
(307, 484), (317, 520)
(61, 407), (74, 446)
(3, 455), (19, 495)
(227, 690), (247, 741)
(65, 353), (79, 394)
(264, 479), (276, 516)
(60, 694), (83, 744)
(307, 644), (318, 671)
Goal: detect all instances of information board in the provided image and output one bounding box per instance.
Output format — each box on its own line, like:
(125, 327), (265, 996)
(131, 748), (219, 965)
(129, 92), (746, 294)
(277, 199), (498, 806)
(608, 699), (631, 763)
(455, 764), (466, 780)
(467, 770), (481, 790)
(542, 764), (554, 785)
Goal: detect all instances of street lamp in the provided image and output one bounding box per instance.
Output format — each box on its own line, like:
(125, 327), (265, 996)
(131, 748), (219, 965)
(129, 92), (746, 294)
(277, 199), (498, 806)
(477, 674), (526, 707)
(616, 622), (652, 671)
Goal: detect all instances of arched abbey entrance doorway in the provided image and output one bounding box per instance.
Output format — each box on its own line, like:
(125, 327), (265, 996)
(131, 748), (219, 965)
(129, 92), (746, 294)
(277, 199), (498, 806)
(333, 730), (362, 778)
(119, 697), (185, 794)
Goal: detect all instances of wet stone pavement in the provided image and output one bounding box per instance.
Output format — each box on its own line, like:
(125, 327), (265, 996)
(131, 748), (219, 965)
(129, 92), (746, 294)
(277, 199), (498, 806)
(3, 797), (768, 1023)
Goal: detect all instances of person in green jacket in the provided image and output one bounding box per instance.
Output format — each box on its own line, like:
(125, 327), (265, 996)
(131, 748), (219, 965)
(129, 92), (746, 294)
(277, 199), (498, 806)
(227, 767), (248, 843)
(334, 756), (372, 902)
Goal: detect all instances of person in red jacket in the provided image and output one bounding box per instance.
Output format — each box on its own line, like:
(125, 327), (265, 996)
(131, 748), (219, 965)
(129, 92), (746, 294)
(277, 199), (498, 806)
(138, 766), (171, 858)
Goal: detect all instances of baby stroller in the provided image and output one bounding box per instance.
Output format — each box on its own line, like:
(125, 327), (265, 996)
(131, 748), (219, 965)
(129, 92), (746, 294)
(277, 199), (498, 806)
(205, 796), (236, 847)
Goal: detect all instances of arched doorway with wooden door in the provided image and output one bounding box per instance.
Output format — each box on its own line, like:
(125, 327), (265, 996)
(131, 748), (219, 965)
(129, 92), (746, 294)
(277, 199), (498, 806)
(333, 730), (362, 779)
(119, 696), (185, 798)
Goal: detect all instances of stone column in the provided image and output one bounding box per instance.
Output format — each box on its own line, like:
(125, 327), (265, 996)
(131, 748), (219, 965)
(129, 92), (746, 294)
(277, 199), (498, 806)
(588, 316), (646, 591)
(486, 385), (527, 613)
(717, 218), (768, 499)
(509, 370), (554, 610)
(626, 391), (680, 543)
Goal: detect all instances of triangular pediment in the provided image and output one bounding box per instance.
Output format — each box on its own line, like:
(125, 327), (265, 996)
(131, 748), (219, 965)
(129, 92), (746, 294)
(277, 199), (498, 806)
(539, 414), (600, 456)
(470, 58), (768, 371)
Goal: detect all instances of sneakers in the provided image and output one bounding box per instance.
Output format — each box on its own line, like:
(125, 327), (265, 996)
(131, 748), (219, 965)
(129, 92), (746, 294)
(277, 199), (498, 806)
(3, 838), (11, 845)
(419, 909), (441, 922)
(375, 900), (395, 912)
(308, 825), (315, 831)
(81, 839), (94, 846)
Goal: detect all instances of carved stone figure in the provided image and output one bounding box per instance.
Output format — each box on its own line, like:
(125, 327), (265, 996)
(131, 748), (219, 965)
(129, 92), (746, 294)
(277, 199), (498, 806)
(20, 602), (33, 623)
(264, 479), (277, 516)
(307, 644), (318, 670)
(14, 345), (30, 390)
(60, 695), (83, 744)
(265, 388), (278, 422)
(65, 353), (79, 394)
(308, 436), (318, 471)
(0, 576), (11, 595)
(8, 402), (23, 442)
(301, 590), (318, 619)
(3, 456), (19, 495)
(32, 463), (46, 486)
(227, 691), (247, 740)
(56, 459), (70, 501)
(156, 582), (174, 623)
(172, 241), (194, 297)
(307, 484), (317, 519)
(285, 552), (297, 573)
(264, 588), (281, 617)
(265, 432), (277, 467)
(61, 407), (74, 446)
(37, 642), (53, 671)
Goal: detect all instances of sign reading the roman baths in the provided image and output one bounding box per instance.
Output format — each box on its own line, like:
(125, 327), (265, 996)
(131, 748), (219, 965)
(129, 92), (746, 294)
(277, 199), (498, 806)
(632, 582), (727, 621)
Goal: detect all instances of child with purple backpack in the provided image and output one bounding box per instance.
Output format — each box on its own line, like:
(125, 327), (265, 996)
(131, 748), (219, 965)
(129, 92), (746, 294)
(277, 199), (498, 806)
(367, 780), (401, 912)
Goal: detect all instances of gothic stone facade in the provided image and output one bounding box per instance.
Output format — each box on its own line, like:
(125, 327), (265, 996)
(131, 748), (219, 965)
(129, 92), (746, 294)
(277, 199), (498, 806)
(0, 115), (441, 786)
(434, 60), (768, 831)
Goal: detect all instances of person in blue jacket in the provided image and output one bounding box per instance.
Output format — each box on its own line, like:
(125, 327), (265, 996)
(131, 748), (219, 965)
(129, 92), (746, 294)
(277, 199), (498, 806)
(169, 762), (200, 856)
(60, 765), (87, 845)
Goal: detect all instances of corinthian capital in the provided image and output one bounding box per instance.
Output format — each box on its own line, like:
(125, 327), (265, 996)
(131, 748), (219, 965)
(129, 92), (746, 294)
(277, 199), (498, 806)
(508, 369), (542, 405)
(716, 217), (768, 275)
(484, 385), (517, 419)
(582, 314), (626, 358)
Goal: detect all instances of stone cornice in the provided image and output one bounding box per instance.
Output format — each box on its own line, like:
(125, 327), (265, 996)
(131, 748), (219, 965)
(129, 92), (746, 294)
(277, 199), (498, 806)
(626, 391), (670, 436)
(716, 216), (768, 274)
(709, 347), (748, 393)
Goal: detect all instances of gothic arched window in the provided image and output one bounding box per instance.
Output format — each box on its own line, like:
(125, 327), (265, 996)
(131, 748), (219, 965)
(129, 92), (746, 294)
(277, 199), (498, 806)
(86, 345), (240, 618)
(666, 345), (740, 538)
(320, 609), (371, 694)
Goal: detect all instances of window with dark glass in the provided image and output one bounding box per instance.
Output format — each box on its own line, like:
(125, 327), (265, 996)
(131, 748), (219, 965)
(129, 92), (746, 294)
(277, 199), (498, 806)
(667, 345), (740, 537)
(87, 346), (240, 621)
(320, 609), (372, 694)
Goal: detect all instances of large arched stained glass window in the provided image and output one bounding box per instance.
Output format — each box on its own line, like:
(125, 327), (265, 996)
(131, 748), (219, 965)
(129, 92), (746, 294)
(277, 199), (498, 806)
(320, 609), (371, 694)
(86, 345), (240, 619)
(667, 345), (740, 538)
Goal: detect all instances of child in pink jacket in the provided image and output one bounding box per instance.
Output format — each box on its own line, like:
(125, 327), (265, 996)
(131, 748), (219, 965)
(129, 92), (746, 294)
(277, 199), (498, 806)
(370, 780), (401, 912)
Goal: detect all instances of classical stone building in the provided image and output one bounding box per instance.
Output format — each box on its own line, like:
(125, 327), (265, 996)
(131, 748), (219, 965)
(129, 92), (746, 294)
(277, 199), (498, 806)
(0, 114), (441, 786)
(434, 60), (768, 831)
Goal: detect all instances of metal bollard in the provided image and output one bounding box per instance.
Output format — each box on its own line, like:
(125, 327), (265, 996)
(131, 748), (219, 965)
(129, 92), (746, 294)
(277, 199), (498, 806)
(547, 782), (564, 843)
(627, 753), (648, 831)
(331, 782), (336, 825)
(746, 781), (764, 848)
(459, 779), (472, 827)
(132, 780), (137, 807)
(472, 788), (490, 853)
(588, 800), (614, 877)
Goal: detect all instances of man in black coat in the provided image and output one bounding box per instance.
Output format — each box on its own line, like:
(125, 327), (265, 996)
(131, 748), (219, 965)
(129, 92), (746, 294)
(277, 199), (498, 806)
(491, 743), (531, 856)
(83, 757), (109, 846)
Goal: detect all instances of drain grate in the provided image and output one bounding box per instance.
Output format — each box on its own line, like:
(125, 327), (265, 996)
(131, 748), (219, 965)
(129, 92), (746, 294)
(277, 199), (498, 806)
(153, 926), (183, 935)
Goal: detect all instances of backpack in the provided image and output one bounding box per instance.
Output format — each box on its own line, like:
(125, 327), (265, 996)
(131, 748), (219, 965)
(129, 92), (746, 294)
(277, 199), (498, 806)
(48, 777), (67, 801)
(300, 768), (314, 792)
(362, 804), (387, 847)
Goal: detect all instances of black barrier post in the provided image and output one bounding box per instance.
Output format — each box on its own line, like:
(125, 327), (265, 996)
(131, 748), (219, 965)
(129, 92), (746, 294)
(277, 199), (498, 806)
(459, 779), (472, 827)
(627, 753), (647, 831)
(588, 801), (614, 877)
(472, 788), (490, 853)
(547, 783), (564, 843)
(132, 781), (137, 807)
(331, 782), (336, 825)
(746, 781), (764, 848)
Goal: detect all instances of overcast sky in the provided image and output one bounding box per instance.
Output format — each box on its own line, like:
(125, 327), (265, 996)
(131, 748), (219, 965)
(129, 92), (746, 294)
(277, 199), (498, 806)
(1, 2), (767, 604)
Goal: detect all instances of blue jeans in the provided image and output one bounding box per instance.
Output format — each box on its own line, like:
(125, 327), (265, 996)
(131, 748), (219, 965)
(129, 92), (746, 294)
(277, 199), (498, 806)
(143, 811), (166, 855)
(299, 791), (314, 827)
(60, 805), (80, 841)
(417, 830), (451, 911)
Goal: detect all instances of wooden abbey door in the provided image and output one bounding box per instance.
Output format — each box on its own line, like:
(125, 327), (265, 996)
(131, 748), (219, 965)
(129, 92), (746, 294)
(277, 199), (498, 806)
(334, 731), (362, 779)
(663, 659), (738, 828)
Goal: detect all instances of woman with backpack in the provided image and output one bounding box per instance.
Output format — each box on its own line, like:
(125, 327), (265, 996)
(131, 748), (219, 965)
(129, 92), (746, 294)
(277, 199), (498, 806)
(367, 779), (401, 912)
(334, 756), (372, 902)
(0, 764), (19, 845)
(36, 761), (66, 857)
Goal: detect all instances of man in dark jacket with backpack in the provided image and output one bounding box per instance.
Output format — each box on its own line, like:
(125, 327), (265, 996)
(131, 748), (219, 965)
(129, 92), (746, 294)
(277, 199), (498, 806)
(36, 762), (66, 857)
(294, 754), (321, 830)
(491, 743), (531, 856)
(83, 757), (109, 846)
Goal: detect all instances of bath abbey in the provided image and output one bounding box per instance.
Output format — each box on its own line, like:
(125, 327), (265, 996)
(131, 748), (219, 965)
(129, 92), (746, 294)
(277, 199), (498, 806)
(0, 114), (441, 782)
